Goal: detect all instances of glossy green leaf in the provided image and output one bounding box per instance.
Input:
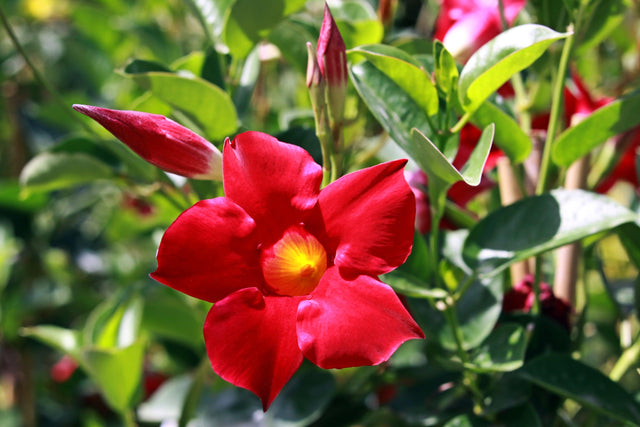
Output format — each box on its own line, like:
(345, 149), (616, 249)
(269, 18), (316, 74)
(552, 89), (640, 167)
(468, 323), (526, 373)
(123, 59), (170, 74)
(0, 181), (47, 212)
(458, 24), (569, 114)
(350, 61), (435, 166)
(464, 189), (637, 276)
(137, 375), (192, 422)
(518, 354), (640, 425)
(141, 289), (204, 349)
(498, 403), (543, 427)
(470, 101), (532, 164)
(267, 368), (336, 426)
(617, 222), (640, 270)
(349, 44), (438, 116)
(83, 339), (146, 412)
(384, 271), (448, 299)
(190, 0), (235, 40)
(409, 275), (503, 351)
(331, 0), (383, 48)
(21, 325), (82, 360)
(126, 72), (237, 141)
(19, 152), (114, 194)
(223, 0), (306, 58)
(434, 40), (458, 98)
(410, 124), (494, 186)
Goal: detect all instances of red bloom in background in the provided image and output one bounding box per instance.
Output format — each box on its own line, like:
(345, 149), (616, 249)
(434, 0), (526, 62)
(408, 124), (497, 233)
(151, 132), (423, 410)
(502, 275), (572, 330)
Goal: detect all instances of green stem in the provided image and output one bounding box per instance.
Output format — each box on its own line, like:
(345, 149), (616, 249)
(450, 112), (472, 134)
(536, 28), (574, 195)
(609, 334), (640, 382)
(0, 5), (96, 136)
(122, 409), (137, 427)
(428, 181), (448, 287)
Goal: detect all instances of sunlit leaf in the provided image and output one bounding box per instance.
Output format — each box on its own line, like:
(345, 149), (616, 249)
(463, 189), (638, 276)
(458, 24), (569, 114)
(349, 44), (438, 116)
(552, 89), (640, 167)
(126, 72), (238, 141)
(83, 339), (146, 412)
(470, 101), (532, 164)
(410, 124), (494, 186)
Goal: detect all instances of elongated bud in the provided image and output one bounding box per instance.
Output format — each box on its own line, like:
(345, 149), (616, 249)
(317, 4), (347, 127)
(73, 104), (222, 180)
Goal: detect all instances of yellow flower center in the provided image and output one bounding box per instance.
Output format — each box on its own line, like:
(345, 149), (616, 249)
(260, 227), (327, 296)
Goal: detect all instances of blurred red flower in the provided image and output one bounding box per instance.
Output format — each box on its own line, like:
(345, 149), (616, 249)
(502, 274), (572, 330)
(434, 0), (527, 62)
(151, 131), (424, 409)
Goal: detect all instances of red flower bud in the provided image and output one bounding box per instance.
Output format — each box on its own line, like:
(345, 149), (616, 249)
(317, 4), (347, 127)
(73, 104), (222, 180)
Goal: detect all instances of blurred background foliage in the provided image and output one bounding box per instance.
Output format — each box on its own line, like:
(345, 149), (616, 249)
(2, 0), (640, 426)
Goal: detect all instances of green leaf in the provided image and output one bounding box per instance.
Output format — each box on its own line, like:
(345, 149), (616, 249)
(190, 0), (235, 40)
(463, 189), (637, 277)
(141, 289), (204, 349)
(83, 339), (146, 412)
(470, 101), (532, 164)
(349, 44), (438, 116)
(498, 403), (543, 427)
(552, 89), (640, 167)
(350, 61), (435, 162)
(617, 222), (640, 270)
(384, 271), (448, 299)
(267, 368), (336, 426)
(458, 24), (569, 114)
(468, 323), (526, 373)
(518, 354), (640, 425)
(223, 0), (306, 58)
(126, 72), (238, 141)
(410, 124), (494, 186)
(21, 325), (82, 360)
(331, 0), (383, 48)
(19, 152), (114, 194)
(269, 18), (316, 74)
(409, 275), (503, 351)
(137, 375), (193, 423)
(123, 59), (171, 74)
(434, 40), (458, 97)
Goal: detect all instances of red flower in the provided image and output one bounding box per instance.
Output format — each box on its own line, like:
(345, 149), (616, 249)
(73, 105), (222, 180)
(502, 275), (572, 330)
(150, 131), (424, 410)
(434, 0), (526, 62)
(50, 355), (78, 383)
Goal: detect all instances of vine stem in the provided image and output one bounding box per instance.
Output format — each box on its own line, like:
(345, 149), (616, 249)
(0, 5), (96, 135)
(609, 334), (640, 382)
(535, 27), (575, 195)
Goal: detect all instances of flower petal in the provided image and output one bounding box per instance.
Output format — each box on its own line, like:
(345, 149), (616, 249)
(297, 267), (424, 369)
(311, 159), (415, 276)
(204, 288), (304, 410)
(151, 198), (262, 303)
(223, 131), (323, 241)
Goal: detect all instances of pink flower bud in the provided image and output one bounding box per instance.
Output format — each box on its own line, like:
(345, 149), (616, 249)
(316, 4), (347, 127)
(73, 104), (222, 181)
(317, 4), (347, 87)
